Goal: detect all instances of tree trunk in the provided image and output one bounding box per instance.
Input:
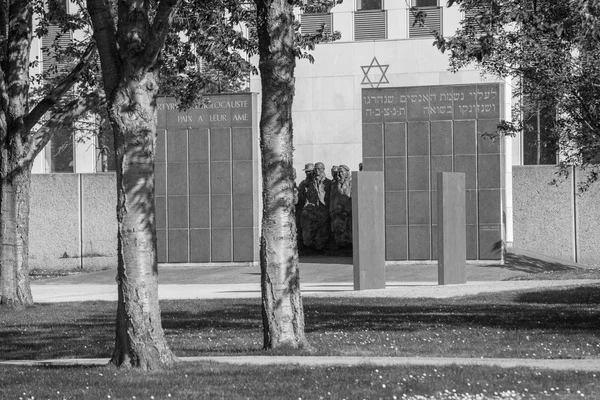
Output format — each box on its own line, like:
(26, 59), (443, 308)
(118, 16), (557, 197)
(108, 71), (175, 369)
(0, 166), (33, 308)
(256, 0), (308, 349)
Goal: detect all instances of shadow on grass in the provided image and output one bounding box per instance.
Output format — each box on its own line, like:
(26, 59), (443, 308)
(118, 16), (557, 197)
(2, 285), (599, 360)
(515, 285), (600, 304)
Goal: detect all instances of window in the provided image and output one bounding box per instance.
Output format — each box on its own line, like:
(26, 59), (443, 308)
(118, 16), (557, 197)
(413, 0), (438, 7)
(355, 9), (387, 40)
(357, 0), (382, 11)
(523, 105), (557, 165)
(300, 13), (333, 36)
(49, 125), (74, 173)
(409, 6), (442, 38)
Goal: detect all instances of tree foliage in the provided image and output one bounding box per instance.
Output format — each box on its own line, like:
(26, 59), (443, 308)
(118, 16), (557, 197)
(433, 0), (600, 181)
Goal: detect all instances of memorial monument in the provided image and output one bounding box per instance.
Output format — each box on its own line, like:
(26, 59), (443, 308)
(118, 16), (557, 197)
(154, 94), (260, 263)
(362, 84), (504, 261)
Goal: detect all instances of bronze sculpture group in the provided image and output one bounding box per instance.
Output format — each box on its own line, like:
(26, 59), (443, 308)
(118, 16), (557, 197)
(295, 162), (353, 252)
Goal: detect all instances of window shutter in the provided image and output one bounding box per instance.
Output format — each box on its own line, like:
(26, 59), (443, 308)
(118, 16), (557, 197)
(42, 25), (73, 74)
(300, 13), (333, 36)
(409, 7), (442, 38)
(354, 10), (387, 41)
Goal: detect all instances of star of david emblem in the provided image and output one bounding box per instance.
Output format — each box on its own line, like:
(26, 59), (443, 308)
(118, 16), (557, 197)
(361, 57), (389, 88)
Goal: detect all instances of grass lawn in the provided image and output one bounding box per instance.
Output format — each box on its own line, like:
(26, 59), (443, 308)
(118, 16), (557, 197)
(2, 284), (600, 360)
(1, 363), (599, 399)
(2, 281), (600, 399)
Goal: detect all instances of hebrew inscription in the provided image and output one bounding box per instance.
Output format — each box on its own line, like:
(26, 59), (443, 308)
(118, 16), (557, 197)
(362, 84), (501, 123)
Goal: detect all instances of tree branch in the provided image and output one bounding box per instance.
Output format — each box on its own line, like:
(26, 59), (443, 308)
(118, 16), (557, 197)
(146, 0), (181, 68)
(22, 41), (97, 135)
(87, 0), (122, 98)
(18, 92), (102, 172)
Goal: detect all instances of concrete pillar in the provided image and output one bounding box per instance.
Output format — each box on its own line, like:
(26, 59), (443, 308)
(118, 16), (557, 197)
(437, 172), (466, 285)
(352, 171), (385, 290)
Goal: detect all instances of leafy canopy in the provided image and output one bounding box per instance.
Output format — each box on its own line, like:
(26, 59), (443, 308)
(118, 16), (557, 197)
(432, 0), (600, 179)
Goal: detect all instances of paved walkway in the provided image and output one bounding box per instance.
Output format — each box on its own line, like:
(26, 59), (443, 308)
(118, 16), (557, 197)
(3, 356), (600, 371)
(30, 279), (600, 302)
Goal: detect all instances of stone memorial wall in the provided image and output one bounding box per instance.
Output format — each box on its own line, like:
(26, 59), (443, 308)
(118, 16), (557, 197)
(156, 94), (259, 263)
(362, 84), (504, 260)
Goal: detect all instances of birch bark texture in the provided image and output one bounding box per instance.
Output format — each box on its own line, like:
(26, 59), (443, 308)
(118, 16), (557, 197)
(0, 1), (97, 308)
(86, 0), (180, 369)
(255, 0), (308, 349)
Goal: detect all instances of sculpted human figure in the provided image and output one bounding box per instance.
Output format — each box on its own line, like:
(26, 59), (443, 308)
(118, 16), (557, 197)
(329, 164), (352, 248)
(331, 165), (339, 184)
(300, 162), (331, 250)
(296, 163), (314, 249)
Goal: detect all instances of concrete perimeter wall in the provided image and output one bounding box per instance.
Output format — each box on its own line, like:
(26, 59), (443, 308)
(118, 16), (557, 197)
(512, 166), (600, 266)
(30, 173), (117, 270)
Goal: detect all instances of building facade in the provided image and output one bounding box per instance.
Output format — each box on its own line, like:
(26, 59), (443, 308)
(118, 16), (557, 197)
(32, 1), (575, 266)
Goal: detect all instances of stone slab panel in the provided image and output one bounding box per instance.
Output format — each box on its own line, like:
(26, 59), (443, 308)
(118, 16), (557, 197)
(437, 172), (466, 285)
(407, 157), (430, 191)
(466, 225), (478, 259)
(155, 163), (166, 196)
(167, 162), (188, 196)
(189, 128), (209, 162)
(167, 130), (188, 163)
(189, 162), (210, 196)
(168, 196), (188, 229)
(352, 172), (386, 290)
(232, 127), (253, 161)
(81, 173), (117, 265)
(453, 120), (477, 155)
(478, 189), (502, 225)
(431, 121), (453, 155)
(156, 230), (167, 263)
(575, 168), (600, 266)
(479, 224), (502, 260)
(408, 191), (430, 225)
(478, 154), (501, 189)
(385, 191), (406, 226)
(384, 122), (406, 156)
(156, 130), (167, 162)
(408, 225), (431, 260)
(233, 195), (254, 228)
(384, 157), (406, 191)
(30, 174), (81, 270)
(386, 225), (407, 260)
(477, 119), (502, 154)
(212, 228), (232, 262)
(155, 196), (166, 230)
(211, 194), (232, 228)
(363, 157), (383, 171)
(512, 166), (573, 260)
(465, 190), (478, 225)
(430, 156), (453, 191)
(454, 155), (477, 190)
(232, 161), (254, 195)
(210, 128), (231, 161)
(407, 121), (430, 156)
(210, 161), (232, 195)
(190, 229), (211, 262)
(233, 227), (255, 262)
(190, 195), (210, 229)
(168, 229), (189, 263)
(363, 123), (384, 157)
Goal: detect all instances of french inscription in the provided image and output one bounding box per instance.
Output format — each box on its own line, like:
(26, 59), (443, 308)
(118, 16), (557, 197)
(159, 95), (253, 128)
